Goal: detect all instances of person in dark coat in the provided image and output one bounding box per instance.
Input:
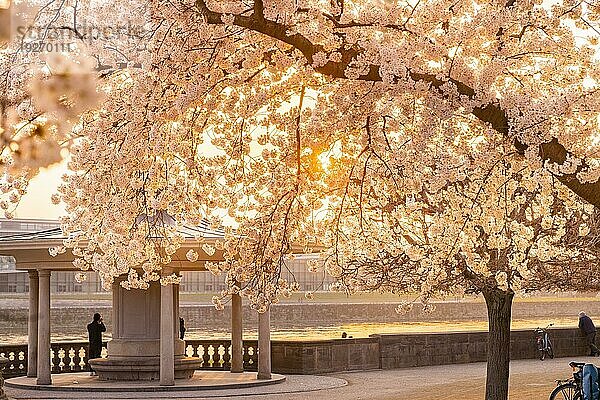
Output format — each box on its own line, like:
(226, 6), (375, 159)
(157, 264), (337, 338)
(179, 317), (186, 340)
(87, 313), (106, 375)
(579, 311), (600, 356)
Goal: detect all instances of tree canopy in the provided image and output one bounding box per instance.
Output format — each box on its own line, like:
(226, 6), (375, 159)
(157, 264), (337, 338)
(4, 4), (600, 398)
(2, 0), (600, 302)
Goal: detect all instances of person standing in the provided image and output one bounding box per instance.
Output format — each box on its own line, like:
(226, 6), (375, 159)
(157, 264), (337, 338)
(579, 311), (600, 356)
(87, 313), (106, 375)
(179, 317), (186, 340)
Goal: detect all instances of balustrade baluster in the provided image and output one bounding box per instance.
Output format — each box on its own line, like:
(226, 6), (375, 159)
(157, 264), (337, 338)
(248, 346), (255, 366)
(68, 348), (75, 371)
(198, 345), (206, 367)
(53, 346), (62, 373)
(207, 345), (215, 367)
(17, 351), (25, 375)
(7, 352), (14, 375)
(58, 347), (66, 371)
(216, 344), (225, 368)
(223, 344), (232, 369)
(50, 348), (56, 373)
(241, 346), (246, 361)
(78, 347), (86, 371)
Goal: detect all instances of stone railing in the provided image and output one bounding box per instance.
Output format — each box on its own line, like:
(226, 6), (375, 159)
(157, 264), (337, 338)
(0, 356), (8, 400)
(184, 340), (258, 371)
(0, 328), (591, 378)
(0, 344), (27, 378)
(0, 341), (104, 378)
(271, 337), (380, 374)
(374, 327), (589, 369)
(0, 339), (258, 378)
(269, 328), (591, 374)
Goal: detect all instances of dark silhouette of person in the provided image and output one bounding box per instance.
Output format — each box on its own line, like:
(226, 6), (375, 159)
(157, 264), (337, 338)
(179, 317), (186, 340)
(87, 312), (106, 375)
(341, 332), (347, 338)
(579, 311), (600, 356)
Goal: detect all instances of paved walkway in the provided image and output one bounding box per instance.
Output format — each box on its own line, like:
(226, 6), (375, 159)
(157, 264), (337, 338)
(5, 356), (595, 399)
(6, 372), (289, 392)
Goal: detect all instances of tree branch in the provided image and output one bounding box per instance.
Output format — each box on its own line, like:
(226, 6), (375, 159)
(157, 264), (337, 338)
(253, 0), (264, 20)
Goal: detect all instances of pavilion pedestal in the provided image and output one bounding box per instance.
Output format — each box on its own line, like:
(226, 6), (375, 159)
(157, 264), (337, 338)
(89, 277), (201, 381)
(89, 355), (202, 381)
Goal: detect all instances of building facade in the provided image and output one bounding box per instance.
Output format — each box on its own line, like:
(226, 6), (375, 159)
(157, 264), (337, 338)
(0, 219), (332, 294)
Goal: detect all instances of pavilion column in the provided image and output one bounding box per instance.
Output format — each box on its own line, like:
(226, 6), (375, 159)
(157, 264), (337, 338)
(257, 307), (271, 380)
(230, 292), (243, 373)
(173, 282), (180, 340)
(36, 270), (51, 385)
(111, 280), (120, 339)
(27, 271), (38, 378)
(160, 268), (175, 386)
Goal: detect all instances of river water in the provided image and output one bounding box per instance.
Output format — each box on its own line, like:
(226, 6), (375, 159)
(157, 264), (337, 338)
(2, 296), (593, 345)
(0, 317), (577, 345)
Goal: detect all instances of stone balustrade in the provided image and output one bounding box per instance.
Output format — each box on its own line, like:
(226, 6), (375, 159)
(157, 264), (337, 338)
(0, 356), (8, 400)
(269, 328), (591, 374)
(271, 337), (380, 374)
(374, 327), (590, 369)
(0, 341), (101, 378)
(183, 340), (258, 371)
(0, 328), (592, 378)
(0, 339), (259, 378)
(0, 345), (26, 378)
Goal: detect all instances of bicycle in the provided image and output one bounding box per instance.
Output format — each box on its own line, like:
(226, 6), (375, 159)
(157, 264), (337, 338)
(534, 323), (554, 361)
(549, 361), (585, 400)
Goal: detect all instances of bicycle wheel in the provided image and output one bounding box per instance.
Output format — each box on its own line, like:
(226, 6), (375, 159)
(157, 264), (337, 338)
(547, 342), (555, 359)
(540, 349), (546, 361)
(549, 383), (581, 400)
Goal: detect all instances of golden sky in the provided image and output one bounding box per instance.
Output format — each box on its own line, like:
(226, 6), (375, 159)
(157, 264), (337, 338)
(15, 161), (66, 219)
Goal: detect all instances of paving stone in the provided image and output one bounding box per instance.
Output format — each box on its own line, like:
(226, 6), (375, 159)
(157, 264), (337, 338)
(4, 356), (594, 400)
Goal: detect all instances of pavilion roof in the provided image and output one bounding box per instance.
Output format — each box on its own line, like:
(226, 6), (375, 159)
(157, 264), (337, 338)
(0, 218), (319, 272)
(0, 219), (228, 272)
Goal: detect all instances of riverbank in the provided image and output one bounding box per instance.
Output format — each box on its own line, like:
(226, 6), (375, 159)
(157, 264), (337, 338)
(1, 295), (598, 344)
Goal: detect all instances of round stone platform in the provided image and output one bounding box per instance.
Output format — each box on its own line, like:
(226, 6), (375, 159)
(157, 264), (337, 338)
(5, 372), (347, 399)
(6, 371), (285, 392)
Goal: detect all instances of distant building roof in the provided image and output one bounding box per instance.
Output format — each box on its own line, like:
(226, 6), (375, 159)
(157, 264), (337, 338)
(0, 218), (226, 243)
(0, 218), (61, 237)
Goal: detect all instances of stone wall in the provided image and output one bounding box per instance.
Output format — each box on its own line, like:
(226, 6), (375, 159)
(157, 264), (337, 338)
(376, 328), (591, 369)
(272, 338), (380, 374)
(271, 328), (591, 374)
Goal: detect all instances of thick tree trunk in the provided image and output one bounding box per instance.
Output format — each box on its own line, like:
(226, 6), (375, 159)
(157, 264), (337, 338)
(483, 288), (514, 400)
